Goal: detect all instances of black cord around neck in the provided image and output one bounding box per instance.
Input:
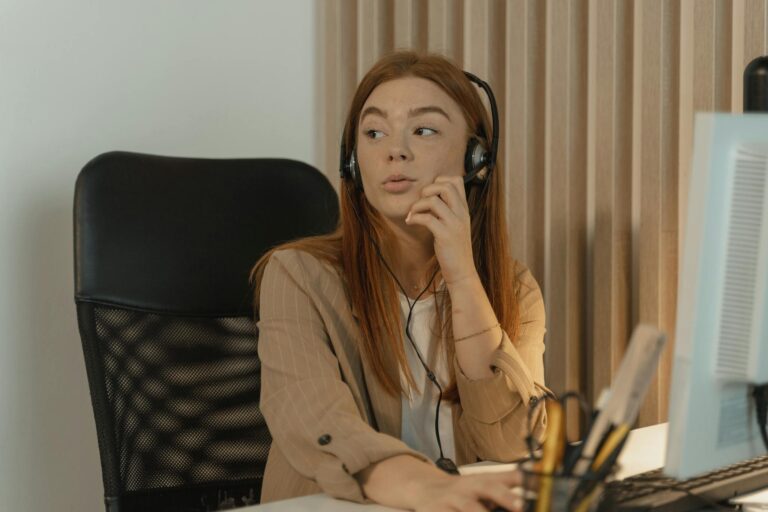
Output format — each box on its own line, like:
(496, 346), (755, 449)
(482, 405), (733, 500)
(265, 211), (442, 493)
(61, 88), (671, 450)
(347, 193), (458, 473)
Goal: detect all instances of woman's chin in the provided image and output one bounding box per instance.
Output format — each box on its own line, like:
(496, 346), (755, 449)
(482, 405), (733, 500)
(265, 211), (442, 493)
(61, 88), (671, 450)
(380, 211), (409, 225)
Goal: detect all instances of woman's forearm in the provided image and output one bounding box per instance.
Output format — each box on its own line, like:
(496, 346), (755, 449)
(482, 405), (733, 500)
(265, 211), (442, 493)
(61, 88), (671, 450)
(355, 454), (453, 509)
(447, 273), (503, 379)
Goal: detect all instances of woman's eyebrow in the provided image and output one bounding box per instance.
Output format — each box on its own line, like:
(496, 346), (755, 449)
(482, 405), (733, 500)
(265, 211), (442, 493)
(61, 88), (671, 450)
(409, 106), (451, 120)
(361, 106), (387, 121)
(360, 105), (451, 122)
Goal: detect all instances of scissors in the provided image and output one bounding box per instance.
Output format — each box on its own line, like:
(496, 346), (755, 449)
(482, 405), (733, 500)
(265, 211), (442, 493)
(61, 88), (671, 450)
(526, 390), (592, 470)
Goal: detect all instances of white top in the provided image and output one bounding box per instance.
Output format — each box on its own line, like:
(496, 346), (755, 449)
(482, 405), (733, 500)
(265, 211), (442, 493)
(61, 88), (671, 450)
(397, 290), (455, 463)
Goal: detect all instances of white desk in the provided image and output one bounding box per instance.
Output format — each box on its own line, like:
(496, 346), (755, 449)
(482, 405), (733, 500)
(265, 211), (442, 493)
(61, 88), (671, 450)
(243, 423), (669, 511)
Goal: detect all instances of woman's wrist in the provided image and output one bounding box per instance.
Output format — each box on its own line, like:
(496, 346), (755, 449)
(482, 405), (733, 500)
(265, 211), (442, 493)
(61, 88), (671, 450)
(445, 270), (481, 292)
(356, 454), (454, 509)
(402, 465), (457, 509)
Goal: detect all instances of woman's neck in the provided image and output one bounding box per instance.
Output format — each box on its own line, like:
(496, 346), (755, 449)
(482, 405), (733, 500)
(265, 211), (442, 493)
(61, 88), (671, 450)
(385, 218), (438, 297)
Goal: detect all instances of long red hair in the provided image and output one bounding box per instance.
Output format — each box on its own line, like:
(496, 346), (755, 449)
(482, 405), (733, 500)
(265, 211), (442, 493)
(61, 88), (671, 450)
(251, 51), (520, 401)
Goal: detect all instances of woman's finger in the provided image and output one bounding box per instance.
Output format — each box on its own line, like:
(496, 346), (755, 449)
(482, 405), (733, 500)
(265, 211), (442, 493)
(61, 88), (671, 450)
(434, 175), (468, 203)
(420, 182), (463, 212)
(475, 481), (523, 511)
(495, 469), (523, 488)
(405, 212), (447, 237)
(408, 195), (455, 222)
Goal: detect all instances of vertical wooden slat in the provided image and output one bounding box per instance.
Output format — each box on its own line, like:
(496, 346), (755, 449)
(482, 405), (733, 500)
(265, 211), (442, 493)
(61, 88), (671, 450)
(544, 0), (572, 399)
(415, 0), (428, 51)
(678, 0), (694, 262)
(427, 0), (463, 63)
(657, 0), (680, 423)
(714, 0), (733, 111)
(485, 0), (507, 243)
(394, 0), (413, 49)
(339, 0), (358, 115)
(588, 0), (632, 413)
(614, 0), (634, 406)
(506, 0), (529, 265)
(731, 0), (746, 112)
(590, 0), (616, 405)
(358, 0), (393, 79)
(544, 0), (588, 435)
(487, 0), (506, 96)
(693, 0), (717, 112)
(632, 0), (678, 426)
(585, 0), (597, 406)
(634, 0), (663, 425)
(394, 0), (427, 51)
(745, 0), (768, 68)
(462, 0), (492, 78)
(525, 0), (547, 284)
(320, 0), (354, 184)
(567, 0), (589, 436)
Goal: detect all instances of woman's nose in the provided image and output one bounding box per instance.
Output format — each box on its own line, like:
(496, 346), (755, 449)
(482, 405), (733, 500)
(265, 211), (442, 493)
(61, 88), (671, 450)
(387, 139), (412, 162)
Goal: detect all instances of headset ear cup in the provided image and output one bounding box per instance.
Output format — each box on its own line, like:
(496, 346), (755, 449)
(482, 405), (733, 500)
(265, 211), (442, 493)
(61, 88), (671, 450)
(349, 150), (363, 190)
(464, 137), (489, 182)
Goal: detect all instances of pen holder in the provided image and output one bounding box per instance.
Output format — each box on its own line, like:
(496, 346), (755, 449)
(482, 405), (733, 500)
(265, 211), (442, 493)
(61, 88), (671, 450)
(519, 460), (610, 512)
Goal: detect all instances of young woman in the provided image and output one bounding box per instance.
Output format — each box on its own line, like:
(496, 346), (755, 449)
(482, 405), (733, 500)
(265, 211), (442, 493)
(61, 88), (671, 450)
(251, 51), (549, 512)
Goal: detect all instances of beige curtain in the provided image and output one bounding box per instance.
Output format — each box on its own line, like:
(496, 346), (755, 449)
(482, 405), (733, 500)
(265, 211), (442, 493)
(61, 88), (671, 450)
(317, 0), (768, 431)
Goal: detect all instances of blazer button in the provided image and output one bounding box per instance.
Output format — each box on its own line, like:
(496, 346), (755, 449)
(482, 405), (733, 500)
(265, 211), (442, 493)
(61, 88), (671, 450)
(318, 434), (332, 446)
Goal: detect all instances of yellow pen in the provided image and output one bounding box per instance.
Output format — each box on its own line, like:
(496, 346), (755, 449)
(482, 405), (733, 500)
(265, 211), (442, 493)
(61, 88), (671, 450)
(592, 424), (630, 471)
(535, 400), (565, 512)
(573, 486), (602, 512)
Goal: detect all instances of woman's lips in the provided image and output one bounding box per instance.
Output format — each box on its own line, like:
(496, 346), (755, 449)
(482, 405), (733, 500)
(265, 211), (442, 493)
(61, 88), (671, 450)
(382, 179), (414, 193)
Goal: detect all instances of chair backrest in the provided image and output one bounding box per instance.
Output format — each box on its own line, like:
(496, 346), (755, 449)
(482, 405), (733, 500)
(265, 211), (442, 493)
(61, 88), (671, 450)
(73, 151), (339, 512)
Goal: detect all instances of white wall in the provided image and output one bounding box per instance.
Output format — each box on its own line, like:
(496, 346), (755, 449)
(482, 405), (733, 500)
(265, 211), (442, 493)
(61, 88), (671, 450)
(0, 1), (317, 510)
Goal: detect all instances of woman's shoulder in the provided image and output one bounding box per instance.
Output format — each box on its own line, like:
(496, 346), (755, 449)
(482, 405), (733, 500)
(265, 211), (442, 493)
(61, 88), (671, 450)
(266, 247), (343, 287)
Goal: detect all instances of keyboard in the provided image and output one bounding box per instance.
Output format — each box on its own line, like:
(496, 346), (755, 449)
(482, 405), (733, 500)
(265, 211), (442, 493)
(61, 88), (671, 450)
(604, 455), (768, 511)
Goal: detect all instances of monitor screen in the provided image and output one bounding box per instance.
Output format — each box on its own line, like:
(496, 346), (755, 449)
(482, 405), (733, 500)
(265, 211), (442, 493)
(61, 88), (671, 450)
(665, 113), (768, 479)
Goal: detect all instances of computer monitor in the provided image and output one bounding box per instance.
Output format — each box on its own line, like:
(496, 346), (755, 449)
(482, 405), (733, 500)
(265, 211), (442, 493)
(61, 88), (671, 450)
(665, 113), (768, 479)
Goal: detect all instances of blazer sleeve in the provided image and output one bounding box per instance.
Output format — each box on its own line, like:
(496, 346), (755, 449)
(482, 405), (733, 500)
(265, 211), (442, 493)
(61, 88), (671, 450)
(453, 261), (550, 462)
(257, 250), (431, 503)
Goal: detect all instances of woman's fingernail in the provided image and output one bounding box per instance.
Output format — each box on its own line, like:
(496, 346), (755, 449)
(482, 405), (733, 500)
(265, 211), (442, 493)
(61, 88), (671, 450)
(405, 212), (411, 223)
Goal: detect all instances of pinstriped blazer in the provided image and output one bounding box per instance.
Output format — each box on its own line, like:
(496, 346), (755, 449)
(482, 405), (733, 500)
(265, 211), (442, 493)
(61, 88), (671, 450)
(256, 248), (549, 504)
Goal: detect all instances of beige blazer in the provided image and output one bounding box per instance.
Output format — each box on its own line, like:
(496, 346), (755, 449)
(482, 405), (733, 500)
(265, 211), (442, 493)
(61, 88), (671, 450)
(257, 248), (549, 504)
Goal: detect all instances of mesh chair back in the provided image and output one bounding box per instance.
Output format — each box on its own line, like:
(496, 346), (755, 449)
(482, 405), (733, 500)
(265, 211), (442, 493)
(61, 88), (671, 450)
(73, 151), (339, 511)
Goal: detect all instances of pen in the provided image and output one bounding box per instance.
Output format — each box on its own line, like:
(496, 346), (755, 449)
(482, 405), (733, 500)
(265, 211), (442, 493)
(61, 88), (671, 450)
(591, 424), (629, 470)
(535, 400), (565, 512)
(573, 485), (602, 512)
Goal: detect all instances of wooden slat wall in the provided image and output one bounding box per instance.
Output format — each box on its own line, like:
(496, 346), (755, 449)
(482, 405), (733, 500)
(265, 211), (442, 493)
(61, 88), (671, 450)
(319, 0), (768, 428)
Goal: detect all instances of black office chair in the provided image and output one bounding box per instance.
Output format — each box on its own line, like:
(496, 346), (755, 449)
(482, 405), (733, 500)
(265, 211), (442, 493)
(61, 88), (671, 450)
(73, 151), (339, 512)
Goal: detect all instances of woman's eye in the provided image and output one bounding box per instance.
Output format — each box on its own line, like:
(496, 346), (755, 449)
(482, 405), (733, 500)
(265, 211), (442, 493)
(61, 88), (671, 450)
(365, 129), (385, 139)
(415, 127), (438, 136)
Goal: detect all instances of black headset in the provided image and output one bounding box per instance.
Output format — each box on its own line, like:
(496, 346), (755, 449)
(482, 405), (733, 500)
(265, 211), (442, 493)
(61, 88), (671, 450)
(339, 71), (499, 190)
(338, 71), (500, 476)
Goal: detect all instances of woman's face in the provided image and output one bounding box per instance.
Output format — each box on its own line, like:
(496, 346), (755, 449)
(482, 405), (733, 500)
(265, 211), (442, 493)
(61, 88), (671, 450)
(356, 76), (470, 224)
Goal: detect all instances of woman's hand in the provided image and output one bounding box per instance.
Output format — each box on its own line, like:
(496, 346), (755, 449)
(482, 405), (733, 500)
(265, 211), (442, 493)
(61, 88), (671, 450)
(405, 175), (478, 286)
(357, 454), (523, 512)
(410, 470), (524, 512)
